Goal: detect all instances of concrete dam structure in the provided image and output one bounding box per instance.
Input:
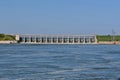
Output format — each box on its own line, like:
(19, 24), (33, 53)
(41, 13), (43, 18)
(16, 34), (97, 44)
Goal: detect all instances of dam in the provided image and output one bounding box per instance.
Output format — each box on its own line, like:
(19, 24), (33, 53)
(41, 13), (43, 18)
(16, 34), (97, 44)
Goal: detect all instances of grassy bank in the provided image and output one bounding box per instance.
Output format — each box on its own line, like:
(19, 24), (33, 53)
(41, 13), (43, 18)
(97, 35), (120, 42)
(0, 34), (15, 41)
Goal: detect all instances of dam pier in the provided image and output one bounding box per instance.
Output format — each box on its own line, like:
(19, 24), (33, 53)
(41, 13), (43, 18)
(16, 34), (97, 44)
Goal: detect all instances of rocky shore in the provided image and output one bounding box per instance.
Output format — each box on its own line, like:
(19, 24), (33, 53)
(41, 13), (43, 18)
(0, 41), (17, 44)
(98, 41), (120, 45)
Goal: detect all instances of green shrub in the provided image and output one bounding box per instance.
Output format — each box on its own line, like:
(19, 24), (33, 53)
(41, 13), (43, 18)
(97, 35), (120, 41)
(0, 34), (15, 41)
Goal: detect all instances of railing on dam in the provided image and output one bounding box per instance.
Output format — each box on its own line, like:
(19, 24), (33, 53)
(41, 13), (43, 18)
(16, 34), (97, 44)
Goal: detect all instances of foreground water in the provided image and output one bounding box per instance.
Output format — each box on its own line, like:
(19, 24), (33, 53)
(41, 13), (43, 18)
(0, 44), (120, 80)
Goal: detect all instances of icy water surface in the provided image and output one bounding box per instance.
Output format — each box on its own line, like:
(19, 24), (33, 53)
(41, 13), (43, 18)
(0, 44), (120, 80)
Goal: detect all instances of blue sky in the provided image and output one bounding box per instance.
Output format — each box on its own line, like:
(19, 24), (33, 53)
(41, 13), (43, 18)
(0, 0), (120, 35)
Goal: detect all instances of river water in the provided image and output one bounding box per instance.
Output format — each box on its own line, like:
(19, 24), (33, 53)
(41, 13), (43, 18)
(0, 44), (120, 80)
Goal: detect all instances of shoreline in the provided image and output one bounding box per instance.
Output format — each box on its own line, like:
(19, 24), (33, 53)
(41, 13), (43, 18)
(0, 41), (120, 45)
